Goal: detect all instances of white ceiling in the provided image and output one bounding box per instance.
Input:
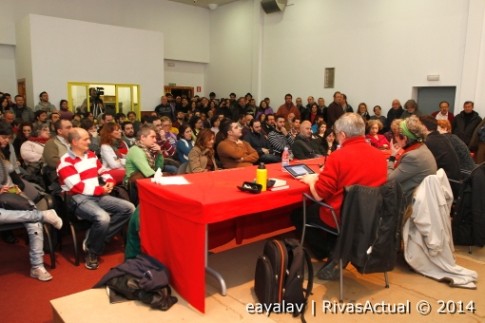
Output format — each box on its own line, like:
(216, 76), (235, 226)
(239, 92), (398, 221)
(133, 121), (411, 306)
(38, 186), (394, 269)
(168, 0), (240, 10)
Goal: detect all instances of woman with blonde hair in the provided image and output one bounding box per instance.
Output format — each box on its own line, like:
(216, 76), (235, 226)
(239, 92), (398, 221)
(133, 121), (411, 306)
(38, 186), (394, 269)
(187, 129), (219, 173)
(366, 119), (390, 149)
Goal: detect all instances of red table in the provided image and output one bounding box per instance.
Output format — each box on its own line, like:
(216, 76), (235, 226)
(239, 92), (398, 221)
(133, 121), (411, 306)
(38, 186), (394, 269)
(138, 159), (322, 313)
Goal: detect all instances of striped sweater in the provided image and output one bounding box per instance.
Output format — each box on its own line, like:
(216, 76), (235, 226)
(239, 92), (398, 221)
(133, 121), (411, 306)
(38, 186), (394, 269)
(57, 150), (114, 196)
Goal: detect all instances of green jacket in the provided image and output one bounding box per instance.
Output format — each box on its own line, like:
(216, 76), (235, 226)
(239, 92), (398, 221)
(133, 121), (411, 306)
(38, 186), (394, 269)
(124, 145), (164, 185)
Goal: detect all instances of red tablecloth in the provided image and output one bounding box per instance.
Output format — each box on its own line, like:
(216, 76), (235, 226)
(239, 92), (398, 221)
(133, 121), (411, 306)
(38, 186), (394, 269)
(138, 159), (322, 312)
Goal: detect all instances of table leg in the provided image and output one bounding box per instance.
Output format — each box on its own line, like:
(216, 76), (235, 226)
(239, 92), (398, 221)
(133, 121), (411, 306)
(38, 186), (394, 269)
(205, 224), (227, 296)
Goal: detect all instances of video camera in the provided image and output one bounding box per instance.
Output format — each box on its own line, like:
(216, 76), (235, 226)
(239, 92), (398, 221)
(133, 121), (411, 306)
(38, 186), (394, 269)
(95, 87), (104, 97)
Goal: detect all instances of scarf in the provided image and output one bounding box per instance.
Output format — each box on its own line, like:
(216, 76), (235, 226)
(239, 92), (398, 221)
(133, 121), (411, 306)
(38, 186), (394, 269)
(28, 136), (50, 145)
(135, 140), (157, 170)
(394, 142), (422, 168)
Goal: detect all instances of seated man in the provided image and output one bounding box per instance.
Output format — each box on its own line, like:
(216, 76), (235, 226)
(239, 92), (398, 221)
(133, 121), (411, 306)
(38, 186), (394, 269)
(0, 208), (62, 281)
(293, 113), (387, 279)
(292, 120), (323, 159)
(43, 119), (72, 191)
(420, 115), (461, 184)
(57, 128), (135, 270)
(124, 125), (164, 204)
(268, 115), (295, 157)
(243, 119), (280, 164)
(217, 120), (258, 168)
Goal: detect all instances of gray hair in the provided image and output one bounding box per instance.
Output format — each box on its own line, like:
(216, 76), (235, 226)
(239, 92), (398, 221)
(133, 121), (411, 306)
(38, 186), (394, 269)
(334, 113), (365, 137)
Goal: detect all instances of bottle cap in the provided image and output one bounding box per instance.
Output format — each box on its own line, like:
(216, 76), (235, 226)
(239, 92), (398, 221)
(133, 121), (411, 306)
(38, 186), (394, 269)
(259, 162), (266, 169)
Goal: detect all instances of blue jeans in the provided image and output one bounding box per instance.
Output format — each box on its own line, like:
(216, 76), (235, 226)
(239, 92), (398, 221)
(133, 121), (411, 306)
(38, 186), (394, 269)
(72, 194), (135, 256)
(0, 209), (44, 267)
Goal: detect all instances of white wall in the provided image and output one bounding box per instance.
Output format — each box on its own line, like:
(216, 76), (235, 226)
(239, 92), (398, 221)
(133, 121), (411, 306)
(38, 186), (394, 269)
(0, 0), (211, 104)
(208, 0), (485, 117)
(207, 0), (254, 99)
(164, 60), (207, 96)
(18, 15), (165, 110)
(0, 45), (17, 95)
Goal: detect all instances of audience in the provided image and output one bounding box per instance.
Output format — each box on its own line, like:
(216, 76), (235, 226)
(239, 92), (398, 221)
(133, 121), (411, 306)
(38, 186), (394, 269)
(2, 87), (483, 286)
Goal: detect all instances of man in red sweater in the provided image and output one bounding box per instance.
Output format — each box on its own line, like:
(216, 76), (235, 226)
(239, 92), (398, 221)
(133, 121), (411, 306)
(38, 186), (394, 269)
(293, 113), (387, 279)
(57, 128), (135, 270)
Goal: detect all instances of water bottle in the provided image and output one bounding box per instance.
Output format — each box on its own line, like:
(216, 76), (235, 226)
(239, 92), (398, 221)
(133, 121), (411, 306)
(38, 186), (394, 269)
(256, 162), (267, 191)
(281, 146), (290, 171)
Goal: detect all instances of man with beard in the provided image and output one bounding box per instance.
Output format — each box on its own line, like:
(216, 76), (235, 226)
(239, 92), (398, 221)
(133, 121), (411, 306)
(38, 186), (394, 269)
(121, 121), (136, 147)
(244, 119), (280, 164)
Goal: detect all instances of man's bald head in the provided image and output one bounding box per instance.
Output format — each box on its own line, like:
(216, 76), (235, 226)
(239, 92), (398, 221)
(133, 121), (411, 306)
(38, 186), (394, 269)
(299, 120), (312, 138)
(67, 127), (88, 144)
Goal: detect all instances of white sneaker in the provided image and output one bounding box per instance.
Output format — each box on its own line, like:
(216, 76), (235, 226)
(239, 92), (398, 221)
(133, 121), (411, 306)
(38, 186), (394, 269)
(30, 265), (53, 282)
(41, 209), (63, 230)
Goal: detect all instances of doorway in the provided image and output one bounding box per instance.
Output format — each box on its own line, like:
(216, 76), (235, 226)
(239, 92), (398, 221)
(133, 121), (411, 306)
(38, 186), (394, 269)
(416, 86), (456, 115)
(164, 86), (194, 99)
(17, 79), (26, 103)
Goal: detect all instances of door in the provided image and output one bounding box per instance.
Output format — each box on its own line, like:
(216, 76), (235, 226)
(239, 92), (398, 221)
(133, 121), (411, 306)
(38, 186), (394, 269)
(416, 86), (456, 115)
(17, 79), (26, 103)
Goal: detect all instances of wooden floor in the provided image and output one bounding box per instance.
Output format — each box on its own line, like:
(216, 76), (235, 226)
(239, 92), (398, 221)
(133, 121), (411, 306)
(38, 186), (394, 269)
(51, 241), (485, 323)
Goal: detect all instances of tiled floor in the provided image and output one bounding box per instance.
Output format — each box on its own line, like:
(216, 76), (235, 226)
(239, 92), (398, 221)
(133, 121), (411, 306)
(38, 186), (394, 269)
(51, 241), (484, 323)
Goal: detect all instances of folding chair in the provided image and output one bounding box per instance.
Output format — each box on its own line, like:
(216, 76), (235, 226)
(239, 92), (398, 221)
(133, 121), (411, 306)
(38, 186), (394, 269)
(301, 180), (403, 301)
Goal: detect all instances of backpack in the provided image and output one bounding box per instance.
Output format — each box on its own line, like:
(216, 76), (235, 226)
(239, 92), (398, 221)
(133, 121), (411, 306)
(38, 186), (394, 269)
(254, 238), (313, 322)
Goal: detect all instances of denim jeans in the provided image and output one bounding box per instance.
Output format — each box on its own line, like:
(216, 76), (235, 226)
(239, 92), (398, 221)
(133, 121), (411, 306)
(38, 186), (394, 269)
(0, 208), (44, 267)
(72, 194), (135, 255)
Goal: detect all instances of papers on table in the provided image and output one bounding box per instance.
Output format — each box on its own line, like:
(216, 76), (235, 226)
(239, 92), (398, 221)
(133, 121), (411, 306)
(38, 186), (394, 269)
(151, 168), (190, 185)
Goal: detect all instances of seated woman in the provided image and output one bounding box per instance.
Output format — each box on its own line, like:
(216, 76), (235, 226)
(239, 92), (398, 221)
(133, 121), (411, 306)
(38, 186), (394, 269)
(20, 125), (51, 180)
(13, 122), (33, 165)
(388, 115), (437, 205)
(322, 128), (338, 156)
(100, 122), (128, 185)
(366, 119), (390, 149)
(187, 129), (219, 173)
(437, 119), (476, 172)
(370, 105), (387, 132)
(176, 124), (194, 163)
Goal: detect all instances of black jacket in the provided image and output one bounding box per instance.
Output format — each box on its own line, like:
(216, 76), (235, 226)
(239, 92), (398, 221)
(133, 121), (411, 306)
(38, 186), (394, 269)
(452, 163), (485, 247)
(332, 180), (405, 274)
(452, 110), (482, 146)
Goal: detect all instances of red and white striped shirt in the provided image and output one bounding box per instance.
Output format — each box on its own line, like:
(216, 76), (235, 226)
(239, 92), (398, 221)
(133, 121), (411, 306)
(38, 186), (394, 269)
(57, 150), (114, 196)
